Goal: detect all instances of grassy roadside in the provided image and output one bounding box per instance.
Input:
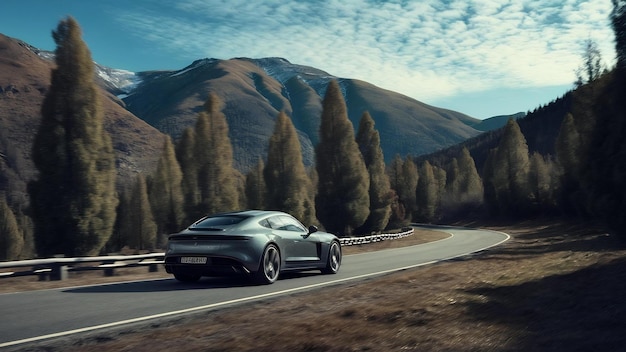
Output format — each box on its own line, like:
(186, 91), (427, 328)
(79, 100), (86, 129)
(10, 221), (626, 351)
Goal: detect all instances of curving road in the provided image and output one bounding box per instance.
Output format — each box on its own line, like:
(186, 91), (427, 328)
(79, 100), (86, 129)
(0, 225), (508, 348)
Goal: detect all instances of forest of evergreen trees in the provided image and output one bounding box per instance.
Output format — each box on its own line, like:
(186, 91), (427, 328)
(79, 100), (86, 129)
(2, 1), (626, 260)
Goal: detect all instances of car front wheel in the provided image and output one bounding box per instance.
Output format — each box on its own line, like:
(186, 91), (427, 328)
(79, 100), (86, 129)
(254, 244), (280, 284)
(322, 241), (341, 274)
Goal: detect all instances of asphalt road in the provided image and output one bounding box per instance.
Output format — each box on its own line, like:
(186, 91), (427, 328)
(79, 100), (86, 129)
(0, 225), (508, 348)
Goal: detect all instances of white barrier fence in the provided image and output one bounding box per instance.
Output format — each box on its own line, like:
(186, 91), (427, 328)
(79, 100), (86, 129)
(0, 228), (414, 281)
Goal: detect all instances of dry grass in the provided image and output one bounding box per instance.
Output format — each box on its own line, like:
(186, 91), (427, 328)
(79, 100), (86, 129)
(10, 221), (626, 351)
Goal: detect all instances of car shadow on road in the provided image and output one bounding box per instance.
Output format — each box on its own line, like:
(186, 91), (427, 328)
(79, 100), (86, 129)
(62, 271), (323, 293)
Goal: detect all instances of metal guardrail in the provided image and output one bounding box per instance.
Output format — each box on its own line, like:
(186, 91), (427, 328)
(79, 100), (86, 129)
(0, 228), (414, 281)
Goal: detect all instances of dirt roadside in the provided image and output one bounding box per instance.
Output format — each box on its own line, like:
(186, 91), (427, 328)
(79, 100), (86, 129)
(6, 221), (626, 351)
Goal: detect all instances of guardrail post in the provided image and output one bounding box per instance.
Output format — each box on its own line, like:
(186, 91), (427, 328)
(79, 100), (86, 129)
(50, 264), (68, 281)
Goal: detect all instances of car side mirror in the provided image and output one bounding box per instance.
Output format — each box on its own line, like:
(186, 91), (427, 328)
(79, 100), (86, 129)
(308, 225), (318, 234)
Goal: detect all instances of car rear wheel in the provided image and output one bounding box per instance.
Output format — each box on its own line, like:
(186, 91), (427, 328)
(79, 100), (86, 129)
(254, 244), (280, 284)
(322, 241), (341, 274)
(174, 273), (201, 282)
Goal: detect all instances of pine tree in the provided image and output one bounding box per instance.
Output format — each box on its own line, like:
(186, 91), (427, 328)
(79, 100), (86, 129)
(401, 157), (419, 221)
(356, 111), (392, 234)
(109, 190), (132, 252)
(265, 111), (315, 224)
(416, 161), (438, 222)
(387, 155), (416, 224)
(315, 80), (369, 236)
(443, 147), (483, 213)
(490, 119), (532, 214)
(28, 17), (117, 256)
(612, 0), (626, 70)
(0, 196), (23, 260)
(245, 159), (267, 210)
(194, 93), (239, 216)
(129, 174), (157, 250)
(528, 152), (556, 211)
(149, 136), (185, 242)
(176, 127), (198, 224)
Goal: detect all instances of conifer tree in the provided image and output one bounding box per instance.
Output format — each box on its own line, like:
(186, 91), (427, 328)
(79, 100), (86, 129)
(489, 119), (531, 214)
(400, 157), (419, 220)
(0, 196), (23, 260)
(149, 136), (184, 241)
(529, 152), (556, 211)
(176, 127), (198, 224)
(110, 190), (132, 252)
(416, 161), (438, 222)
(28, 17), (117, 256)
(129, 174), (157, 250)
(265, 111), (315, 224)
(612, 0), (626, 70)
(315, 80), (369, 236)
(245, 159), (267, 210)
(387, 155), (416, 224)
(444, 147), (483, 211)
(194, 93), (239, 216)
(356, 111), (392, 234)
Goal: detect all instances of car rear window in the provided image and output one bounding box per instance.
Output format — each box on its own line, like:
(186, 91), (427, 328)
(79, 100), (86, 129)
(192, 215), (248, 228)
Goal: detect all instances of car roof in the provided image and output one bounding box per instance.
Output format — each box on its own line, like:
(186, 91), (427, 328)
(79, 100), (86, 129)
(213, 210), (287, 218)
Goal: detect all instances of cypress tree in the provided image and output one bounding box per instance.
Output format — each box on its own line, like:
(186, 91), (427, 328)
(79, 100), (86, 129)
(355, 111), (392, 234)
(401, 157), (419, 221)
(28, 17), (117, 256)
(245, 159), (267, 210)
(491, 119), (531, 214)
(176, 127), (198, 224)
(265, 111), (315, 224)
(315, 80), (369, 236)
(387, 155), (415, 224)
(194, 93), (239, 216)
(0, 196), (23, 260)
(129, 174), (157, 250)
(416, 161), (438, 222)
(454, 147), (483, 205)
(149, 136), (185, 240)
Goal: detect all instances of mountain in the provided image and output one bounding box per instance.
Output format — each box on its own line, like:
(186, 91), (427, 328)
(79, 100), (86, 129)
(1, 33), (511, 210)
(121, 57), (484, 171)
(0, 34), (166, 207)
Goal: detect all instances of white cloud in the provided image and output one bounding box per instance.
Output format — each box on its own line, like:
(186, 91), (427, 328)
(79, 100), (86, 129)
(116, 0), (616, 104)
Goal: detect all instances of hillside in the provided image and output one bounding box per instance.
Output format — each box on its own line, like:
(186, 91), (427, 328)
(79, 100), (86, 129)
(122, 57), (484, 171)
(0, 34), (166, 207)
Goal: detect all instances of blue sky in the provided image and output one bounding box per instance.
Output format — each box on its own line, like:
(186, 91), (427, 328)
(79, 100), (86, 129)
(1, 0), (616, 119)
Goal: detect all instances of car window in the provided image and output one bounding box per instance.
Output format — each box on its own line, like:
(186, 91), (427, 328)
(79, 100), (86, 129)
(267, 216), (284, 230)
(192, 215), (247, 228)
(259, 218), (271, 229)
(278, 215), (306, 232)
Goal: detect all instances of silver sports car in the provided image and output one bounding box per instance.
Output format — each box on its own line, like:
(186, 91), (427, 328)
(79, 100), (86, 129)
(164, 210), (342, 284)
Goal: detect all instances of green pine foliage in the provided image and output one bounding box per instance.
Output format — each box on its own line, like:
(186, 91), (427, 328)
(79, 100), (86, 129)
(264, 111), (316, 225)
(245, 159), (267, 210)
(315, 80), (370, 236)
(28, 17), (117, 256)
(176, 127), (199, 224)
(0, 196), (23, 260)
(442, 147), (483, 215)
(416, 161), (439, 222)
(387, 155), (416, 225)
(356, 111), (392, 234)
(484, 119), (532, 214)
(149, 136), (185, 242)
(129, 174), (158, 250)
(193, 93), (240, 217)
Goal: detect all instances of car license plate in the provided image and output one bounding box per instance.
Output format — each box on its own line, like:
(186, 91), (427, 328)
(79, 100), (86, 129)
(180, 256), (207, 264)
